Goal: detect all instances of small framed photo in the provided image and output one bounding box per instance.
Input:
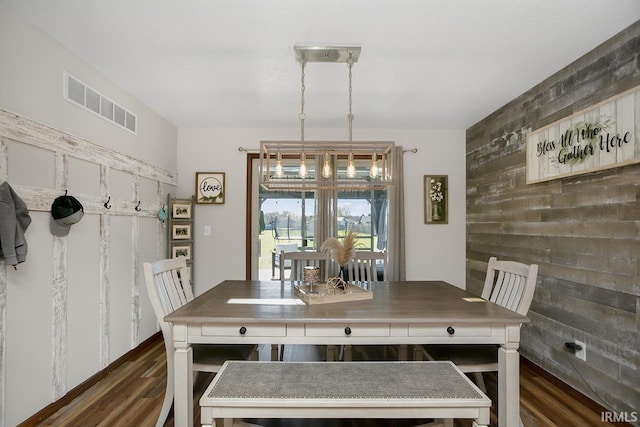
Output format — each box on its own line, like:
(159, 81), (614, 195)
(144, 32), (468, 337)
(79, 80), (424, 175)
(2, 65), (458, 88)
(172, 202), (191, 219)
(196, 172), (225, 204)
(172, 224), (191, 240)
(424, 175), (448, 224)
(171, 244), (191, 260)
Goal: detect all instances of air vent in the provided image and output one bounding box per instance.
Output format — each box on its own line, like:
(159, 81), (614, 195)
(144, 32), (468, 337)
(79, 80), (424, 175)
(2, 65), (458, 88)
(64, 72), (137, 134)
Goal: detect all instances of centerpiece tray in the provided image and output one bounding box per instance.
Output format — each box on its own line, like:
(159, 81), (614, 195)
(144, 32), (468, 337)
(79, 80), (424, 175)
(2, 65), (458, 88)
(294, 283), (373, 305)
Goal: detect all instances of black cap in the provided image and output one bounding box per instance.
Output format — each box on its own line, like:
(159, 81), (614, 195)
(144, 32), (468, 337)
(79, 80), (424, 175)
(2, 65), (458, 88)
(50, 193), (84, 237)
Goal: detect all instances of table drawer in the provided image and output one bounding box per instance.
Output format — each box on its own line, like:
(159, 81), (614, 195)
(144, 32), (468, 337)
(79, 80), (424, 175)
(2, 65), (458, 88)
(409, 324), (492, 337)
(305, 323), (390, 337)
(201, 324), (286, 337)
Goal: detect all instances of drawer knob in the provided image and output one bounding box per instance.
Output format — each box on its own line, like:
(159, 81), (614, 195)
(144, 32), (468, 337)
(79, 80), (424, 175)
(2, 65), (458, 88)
(239, 326), (247, 335)
(344, 327), (352, 335)
(446, 326), (455, 335)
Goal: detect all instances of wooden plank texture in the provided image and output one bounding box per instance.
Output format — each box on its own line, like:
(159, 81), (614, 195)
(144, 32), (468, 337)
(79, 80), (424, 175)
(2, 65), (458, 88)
(466, 21), (640, 419)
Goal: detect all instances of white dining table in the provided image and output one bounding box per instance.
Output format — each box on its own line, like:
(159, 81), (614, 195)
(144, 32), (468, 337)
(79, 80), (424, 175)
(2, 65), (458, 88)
(165, 280), (529, 427)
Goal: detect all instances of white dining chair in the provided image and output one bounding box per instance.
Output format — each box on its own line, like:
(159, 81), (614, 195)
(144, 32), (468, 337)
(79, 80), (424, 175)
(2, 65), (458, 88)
(271, 242), (298, 279)
(143, 257), (258, 427)
(339, 251), (389, 361)
(415, 256), (538, 391)
(279, 250), (330, 284)
(345, 250), (387, 286)
(274, 250), (331, 361)
(413, 257), (537, 427)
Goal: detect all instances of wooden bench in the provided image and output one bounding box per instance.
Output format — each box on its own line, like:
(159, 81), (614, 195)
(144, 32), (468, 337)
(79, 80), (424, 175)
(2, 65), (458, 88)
(200, 361), (491, 427)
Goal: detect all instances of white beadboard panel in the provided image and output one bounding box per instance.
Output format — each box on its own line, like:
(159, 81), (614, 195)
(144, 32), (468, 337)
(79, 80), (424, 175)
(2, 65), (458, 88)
(51, 236), (66, 400)
(108, 215), (133, 363)
(109, 168), (134, 202)
(66, 214), (100, 391)
(130, 215), (140, 346)
(4, 213), (53, 427)
(0, 9), (177, 420)
(98, 214), (110, 370)
(67, 156), (101, 196)
(139, 176), (157, 204)
(138, 217), (159, 341)
(7, 140), (55, 189)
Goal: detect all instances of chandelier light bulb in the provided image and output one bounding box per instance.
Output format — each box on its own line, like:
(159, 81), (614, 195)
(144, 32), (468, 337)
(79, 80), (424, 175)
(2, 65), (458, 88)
(275, 152), (284, 177)
(299, 152), (307, 178)
(369, 152), (378, 178)
(322, 152), (332, 179)
(346, 151), (356, 178)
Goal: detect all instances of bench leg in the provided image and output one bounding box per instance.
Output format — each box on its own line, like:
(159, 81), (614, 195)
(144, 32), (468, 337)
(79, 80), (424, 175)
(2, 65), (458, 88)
(475, 406), (490, 427)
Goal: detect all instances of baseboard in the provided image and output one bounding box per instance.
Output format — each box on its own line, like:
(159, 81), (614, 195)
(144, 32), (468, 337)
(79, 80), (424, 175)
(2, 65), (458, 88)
(17, 332), (162, 427)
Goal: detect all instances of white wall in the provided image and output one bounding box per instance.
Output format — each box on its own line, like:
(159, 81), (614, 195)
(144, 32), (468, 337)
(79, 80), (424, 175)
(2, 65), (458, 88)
(177, 127), (466, 295)
(0, 3), (177, 171)
(0, 4), (178, 425)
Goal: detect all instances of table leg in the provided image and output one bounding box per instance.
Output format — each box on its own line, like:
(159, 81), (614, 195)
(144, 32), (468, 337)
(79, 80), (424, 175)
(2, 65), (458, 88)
(174, 345), (194, 427)
(498, 345), (520, 427)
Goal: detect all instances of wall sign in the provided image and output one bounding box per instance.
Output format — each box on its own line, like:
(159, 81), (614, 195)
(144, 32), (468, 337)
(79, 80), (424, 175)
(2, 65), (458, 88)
(526, 86), (639, 184)
(195, 172), (225, 204)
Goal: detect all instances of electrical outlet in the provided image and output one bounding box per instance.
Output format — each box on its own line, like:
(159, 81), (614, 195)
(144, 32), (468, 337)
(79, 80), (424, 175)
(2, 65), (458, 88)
(574, 339), (586, 361)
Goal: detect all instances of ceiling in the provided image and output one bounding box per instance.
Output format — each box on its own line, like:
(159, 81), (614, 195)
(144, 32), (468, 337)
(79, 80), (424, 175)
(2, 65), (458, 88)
(3, 0), (640, 130)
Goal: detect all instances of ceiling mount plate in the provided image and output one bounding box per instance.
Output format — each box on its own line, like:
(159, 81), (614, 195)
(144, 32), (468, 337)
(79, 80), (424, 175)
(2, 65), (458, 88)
(294, 45), (361, 63)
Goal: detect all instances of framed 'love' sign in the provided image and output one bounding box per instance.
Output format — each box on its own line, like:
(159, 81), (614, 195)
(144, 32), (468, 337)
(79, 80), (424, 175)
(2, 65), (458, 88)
(195, 172), (225, 204)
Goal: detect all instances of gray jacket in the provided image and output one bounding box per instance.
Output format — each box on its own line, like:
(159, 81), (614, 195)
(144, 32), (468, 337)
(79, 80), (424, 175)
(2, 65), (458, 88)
(0, 182), (32, 266)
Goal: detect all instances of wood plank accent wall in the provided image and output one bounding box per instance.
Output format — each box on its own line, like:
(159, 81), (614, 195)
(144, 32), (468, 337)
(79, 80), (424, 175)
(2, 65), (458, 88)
(466, 22), (640, 418)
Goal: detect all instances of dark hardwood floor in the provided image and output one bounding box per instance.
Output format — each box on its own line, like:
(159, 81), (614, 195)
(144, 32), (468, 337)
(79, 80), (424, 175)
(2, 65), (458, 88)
(23, 337), (628, 427)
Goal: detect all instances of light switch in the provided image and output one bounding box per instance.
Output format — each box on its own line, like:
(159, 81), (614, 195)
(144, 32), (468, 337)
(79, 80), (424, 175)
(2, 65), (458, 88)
(204, 225), (211, 236)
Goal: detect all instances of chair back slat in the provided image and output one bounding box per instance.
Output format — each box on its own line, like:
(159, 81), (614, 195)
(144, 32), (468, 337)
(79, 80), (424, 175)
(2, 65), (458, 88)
(504, 276), (525, 311)
(483, 256), (538, 315)
(280, 251), (330, 284)
(346, 251), (387, 286)
(144, 257), (193, 324)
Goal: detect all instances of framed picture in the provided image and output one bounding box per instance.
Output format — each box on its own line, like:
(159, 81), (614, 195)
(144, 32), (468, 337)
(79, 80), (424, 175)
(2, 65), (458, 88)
(196, 172), (225, 204)
(172, 224), (191, 240)
(172, 202), (191, 219)
(171, 244), (191, 260)
(424, 175), (448, 224)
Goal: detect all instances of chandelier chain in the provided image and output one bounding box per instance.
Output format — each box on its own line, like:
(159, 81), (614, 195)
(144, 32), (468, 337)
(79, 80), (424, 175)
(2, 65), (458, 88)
(347, 53), (354, 142)
(300, 58), (306, 144)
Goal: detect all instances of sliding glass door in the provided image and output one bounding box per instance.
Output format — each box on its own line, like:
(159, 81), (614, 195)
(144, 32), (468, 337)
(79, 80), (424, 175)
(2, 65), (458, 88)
(248, 154), (388, 280)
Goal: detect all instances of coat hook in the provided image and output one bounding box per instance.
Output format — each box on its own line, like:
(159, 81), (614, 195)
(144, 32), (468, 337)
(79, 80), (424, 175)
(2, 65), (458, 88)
(135, 200), (142, 211)
(103, 196), (111, 209)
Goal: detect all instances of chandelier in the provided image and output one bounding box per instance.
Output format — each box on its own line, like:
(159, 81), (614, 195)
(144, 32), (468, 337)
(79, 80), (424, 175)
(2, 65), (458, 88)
(260, 45), (395, 191)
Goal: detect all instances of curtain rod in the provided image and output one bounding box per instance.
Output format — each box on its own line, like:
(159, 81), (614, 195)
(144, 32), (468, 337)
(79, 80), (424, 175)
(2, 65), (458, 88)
(403, 148), (418, 153)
